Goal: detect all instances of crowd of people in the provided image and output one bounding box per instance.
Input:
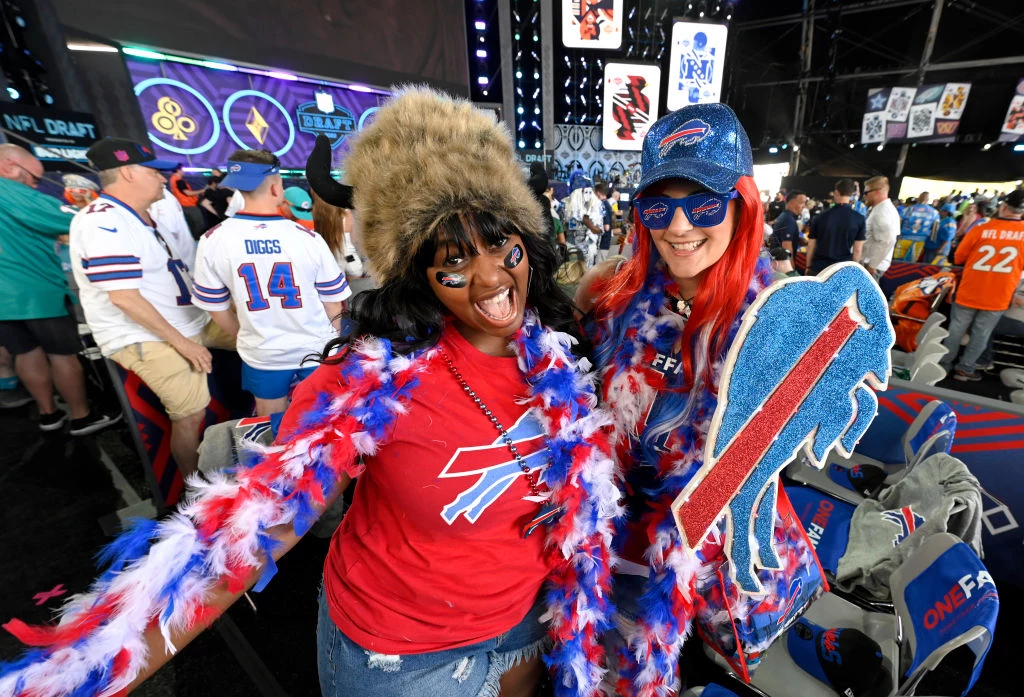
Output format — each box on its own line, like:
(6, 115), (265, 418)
(761, 178), (1024, 382)
(0, 88), (1020, 697)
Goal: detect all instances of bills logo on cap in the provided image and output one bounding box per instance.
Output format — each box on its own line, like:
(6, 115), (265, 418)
(230, 163), (242, 173)
(114, 150), (130, 162)
(659, 118), (711, 156)
(881, 505), (924, 547)
(691, 198), (722, 223)
(819, 628), (842, 663)
(641, 202), (669, 222)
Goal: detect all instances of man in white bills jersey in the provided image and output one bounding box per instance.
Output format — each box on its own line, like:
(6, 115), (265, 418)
(192, 150), (350, 415)
(70, 138), (234, 477)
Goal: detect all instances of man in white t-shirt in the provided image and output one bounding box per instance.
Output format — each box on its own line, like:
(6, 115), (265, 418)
(192, 150), (350, 415)
(149, 187), (197, 270)
(70, 138), (232, 477)
(861, 175), (901, 279)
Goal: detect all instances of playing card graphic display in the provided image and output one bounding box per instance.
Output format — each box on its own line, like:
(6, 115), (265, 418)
(672, 263), (894, 593)
(602, 62), (661, 151)
(862, 82), (970, 144)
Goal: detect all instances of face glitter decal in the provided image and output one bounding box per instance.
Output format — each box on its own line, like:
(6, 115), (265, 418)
(436, 271), (467, 288)
(504, 244), (524, 269)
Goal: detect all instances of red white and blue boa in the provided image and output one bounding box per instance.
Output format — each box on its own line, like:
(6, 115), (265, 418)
(0, 311), (621, 697)
(595, 259), (772, 697)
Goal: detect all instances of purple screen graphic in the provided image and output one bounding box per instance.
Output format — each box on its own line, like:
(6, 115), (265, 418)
(126, 58), (387, 168)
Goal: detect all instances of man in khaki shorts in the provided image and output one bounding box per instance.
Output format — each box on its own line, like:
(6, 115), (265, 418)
(70, 138), (234, 476)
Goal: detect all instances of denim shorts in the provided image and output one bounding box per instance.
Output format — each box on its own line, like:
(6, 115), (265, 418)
(316, 584), (549, 697)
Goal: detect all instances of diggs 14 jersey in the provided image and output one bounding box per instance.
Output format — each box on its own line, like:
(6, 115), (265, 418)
(192, 213), (350, 370)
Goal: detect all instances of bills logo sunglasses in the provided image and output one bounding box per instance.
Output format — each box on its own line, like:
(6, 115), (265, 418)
(635, 190), (739, 229)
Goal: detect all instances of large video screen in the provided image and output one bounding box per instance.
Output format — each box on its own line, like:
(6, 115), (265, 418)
(861, 83), (971, 144)
(126, 58), (388, 169)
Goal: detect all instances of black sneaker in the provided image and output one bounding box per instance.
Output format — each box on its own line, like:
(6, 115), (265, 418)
(39, 409), (68, 431)
(69, 412), (122, 436)
(954, 370), (982, 382)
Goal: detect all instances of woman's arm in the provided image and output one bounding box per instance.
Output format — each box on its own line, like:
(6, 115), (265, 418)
(124, 476), (349, 691)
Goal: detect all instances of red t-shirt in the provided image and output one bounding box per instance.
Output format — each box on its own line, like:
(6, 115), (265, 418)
(279, 325), (550, 654)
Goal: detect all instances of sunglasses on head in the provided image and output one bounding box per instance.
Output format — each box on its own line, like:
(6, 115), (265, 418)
(635, 190), (739, 229)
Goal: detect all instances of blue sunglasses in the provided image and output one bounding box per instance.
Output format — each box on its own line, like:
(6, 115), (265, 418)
(635, 190), (739, 229)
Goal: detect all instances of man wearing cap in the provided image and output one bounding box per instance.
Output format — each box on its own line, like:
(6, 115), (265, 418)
(861, 175), (900, 279)
(923, 203), (958, 263)
(941, 189), (1024, 381)
(192, 149), (349, 416)
(70, 137), (228, 475)
(281, 186), (316, 230)
(804, 178), (866, 276)
(0, 144), (119, 435)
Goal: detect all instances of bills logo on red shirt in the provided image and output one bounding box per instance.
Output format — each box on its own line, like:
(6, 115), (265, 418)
(438, 412), (549, 524)
(881, 505), (925, 547)
(658, 118), (711, 155)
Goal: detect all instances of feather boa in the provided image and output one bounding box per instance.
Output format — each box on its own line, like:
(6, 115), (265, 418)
(595, 260), (771, 697)
(0, 311), (621, 697)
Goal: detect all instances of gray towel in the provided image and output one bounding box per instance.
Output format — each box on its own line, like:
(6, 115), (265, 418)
(835, 453), (983, 599)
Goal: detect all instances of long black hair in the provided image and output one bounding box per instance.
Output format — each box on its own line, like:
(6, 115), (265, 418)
(320, 210), (585, 362)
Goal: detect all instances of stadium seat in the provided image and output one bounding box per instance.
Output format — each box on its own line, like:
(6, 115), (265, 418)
(785, 400), (957, 505)
(892, 314), (948, 369)
(705, 533), (997, 697)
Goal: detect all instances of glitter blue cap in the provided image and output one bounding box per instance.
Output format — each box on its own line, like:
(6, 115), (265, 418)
(636, 102), (753, 196)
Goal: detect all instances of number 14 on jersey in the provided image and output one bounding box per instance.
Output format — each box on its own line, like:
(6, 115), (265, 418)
(237, 262), (303, 310)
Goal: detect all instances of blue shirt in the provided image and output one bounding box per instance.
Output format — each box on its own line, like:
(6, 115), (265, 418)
(927, 217), (957, 249)
(900, 203), (940, 240)
(808, 203), (866, 269)
(599, 199), (614, 250)
(771, 210), (801, 248)
(852, 199), (867, 216)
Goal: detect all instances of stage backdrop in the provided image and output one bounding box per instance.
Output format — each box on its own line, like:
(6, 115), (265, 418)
(998, 78), (1024, 143)
(552, 123), (640, 185)
(666, 21), (727, 111)
(861, 83), (971, 144)
(126, 57), (388, 169)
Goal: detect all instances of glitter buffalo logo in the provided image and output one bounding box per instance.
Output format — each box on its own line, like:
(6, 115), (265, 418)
(658, 118), (711, 156)
(672, 263), (894, 592)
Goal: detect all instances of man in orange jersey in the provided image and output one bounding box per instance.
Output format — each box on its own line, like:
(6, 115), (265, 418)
(941, 189), (1024, 381)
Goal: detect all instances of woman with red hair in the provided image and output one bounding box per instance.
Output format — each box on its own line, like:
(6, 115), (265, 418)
(575, 105), (794, 695)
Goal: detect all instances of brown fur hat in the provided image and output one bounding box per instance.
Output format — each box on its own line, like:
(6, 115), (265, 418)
(343, 86), (544, 285)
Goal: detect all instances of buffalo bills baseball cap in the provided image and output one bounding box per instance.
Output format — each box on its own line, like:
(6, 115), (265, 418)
(941, 203), (957, 214)
(222, 159), (281, 191)
(788, 618), (889, 697)
(283, 186), (314, 221)
(636, 103), (753, 196)
(86, 138), (177, 171)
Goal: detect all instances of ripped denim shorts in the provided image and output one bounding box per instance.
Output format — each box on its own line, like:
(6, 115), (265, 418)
(316, 584), (549, 697)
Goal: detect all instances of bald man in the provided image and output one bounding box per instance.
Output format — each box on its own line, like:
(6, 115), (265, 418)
(0, 144), (118, 435)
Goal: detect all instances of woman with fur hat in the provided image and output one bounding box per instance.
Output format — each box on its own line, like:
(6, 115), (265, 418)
(0, 89), (619, 697)
(575, 104), (819, 695)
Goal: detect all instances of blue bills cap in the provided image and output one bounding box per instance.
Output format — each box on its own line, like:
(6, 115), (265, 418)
(636, 103), (753, 196)
(222, 160), (281, 191)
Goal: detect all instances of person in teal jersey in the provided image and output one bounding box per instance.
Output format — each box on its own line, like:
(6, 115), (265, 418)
(0, 144), (118, 435)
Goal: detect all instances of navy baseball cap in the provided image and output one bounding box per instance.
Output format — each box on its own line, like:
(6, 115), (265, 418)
(222, 160), (281, 191)
(636, 103), (753, 196)
(86, 138), (177, 171)
(787, 618), (889, 697)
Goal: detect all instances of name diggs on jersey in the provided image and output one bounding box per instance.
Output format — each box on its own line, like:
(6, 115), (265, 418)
(245, 239), (282, 255)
